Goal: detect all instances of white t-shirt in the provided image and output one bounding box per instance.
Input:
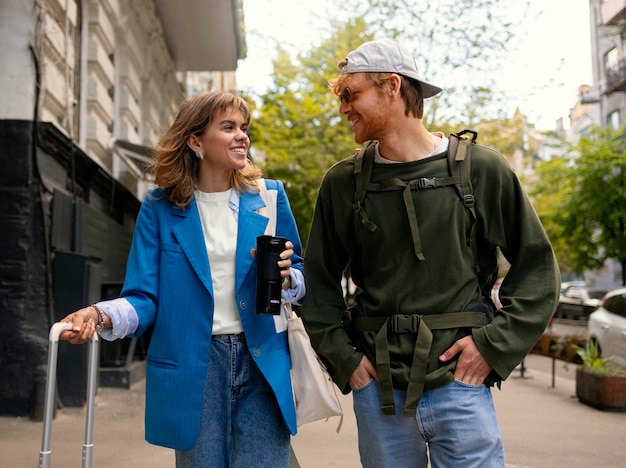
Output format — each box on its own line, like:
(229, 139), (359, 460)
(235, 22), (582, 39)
(374, 132), (448, 163)
(195, 188), (243, 335)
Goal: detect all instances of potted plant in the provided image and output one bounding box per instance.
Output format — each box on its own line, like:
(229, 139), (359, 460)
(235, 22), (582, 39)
(574, 340), (626, 411)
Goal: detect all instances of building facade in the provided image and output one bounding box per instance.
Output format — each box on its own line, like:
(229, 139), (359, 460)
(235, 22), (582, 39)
(0, 0), (245, 416)
(585, 0), (626, 128)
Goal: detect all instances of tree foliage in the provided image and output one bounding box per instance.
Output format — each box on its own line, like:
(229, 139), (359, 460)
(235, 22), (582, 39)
(333, 0), (530, 125)
(248, 0), (530, 247)
(532, 125), (626, 284)
(249, 19), (372, 245)
(474, 109), (527, 159)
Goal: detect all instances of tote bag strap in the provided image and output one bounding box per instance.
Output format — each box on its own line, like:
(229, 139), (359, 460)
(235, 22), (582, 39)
(257, 178), (277, 236)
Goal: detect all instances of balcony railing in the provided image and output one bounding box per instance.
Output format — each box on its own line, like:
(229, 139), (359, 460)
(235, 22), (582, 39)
(606, 58), (626, 93)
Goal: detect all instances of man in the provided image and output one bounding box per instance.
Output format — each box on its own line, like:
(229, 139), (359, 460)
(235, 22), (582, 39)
(302, 38), (560, 467)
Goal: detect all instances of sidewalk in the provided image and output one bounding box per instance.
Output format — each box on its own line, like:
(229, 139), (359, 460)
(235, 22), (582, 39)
(2, 355), (625, 467)
(295, 357), (626, 468)
(494, 355), (626, 468)
(1, 377), (174, 468)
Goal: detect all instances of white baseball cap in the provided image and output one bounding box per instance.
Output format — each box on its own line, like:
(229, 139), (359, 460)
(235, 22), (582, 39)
(342, 39), (442, 98)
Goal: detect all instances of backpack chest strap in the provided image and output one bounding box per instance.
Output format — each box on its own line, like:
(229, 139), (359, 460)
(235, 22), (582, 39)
(366, 176), (461, 192)
(352, 131), (478, 265)
(358, 175), (462, 261)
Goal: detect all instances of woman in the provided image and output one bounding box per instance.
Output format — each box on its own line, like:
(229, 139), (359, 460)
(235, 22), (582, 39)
(60, 91), (305, 467)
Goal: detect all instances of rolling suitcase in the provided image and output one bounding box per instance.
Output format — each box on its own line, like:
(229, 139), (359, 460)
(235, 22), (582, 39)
(39, 322), (100, 468)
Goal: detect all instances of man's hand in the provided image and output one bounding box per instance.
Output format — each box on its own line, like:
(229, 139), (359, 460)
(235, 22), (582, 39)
(439, 335), (492, 385)
(349, 355), (379, 390)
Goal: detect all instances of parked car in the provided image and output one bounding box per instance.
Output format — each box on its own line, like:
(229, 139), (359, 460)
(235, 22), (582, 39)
(587, 288), (626, 368)
(555, 283), (608, 319)
(560, 280), (585, 295)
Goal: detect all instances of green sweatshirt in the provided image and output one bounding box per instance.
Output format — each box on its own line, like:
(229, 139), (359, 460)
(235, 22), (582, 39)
(303, 141), (560, 395)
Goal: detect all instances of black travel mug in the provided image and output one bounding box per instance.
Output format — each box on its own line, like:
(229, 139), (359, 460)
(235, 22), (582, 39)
(255, 235), (287, 315)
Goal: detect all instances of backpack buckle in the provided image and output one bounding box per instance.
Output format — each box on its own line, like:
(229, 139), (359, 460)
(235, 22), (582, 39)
(463, 194), (475, 208)
(417, 178), (437, 189)
(390, 314), (420, 333)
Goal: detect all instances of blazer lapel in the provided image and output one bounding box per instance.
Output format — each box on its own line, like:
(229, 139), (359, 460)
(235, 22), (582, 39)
(169, 191), (270, 298)
(236, 190), (270, 294)
(171, 201), (214, 296)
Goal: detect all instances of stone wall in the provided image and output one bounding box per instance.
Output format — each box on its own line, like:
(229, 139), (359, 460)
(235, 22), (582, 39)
(0, 120), (50, 416)
(0, 120), (140, 416)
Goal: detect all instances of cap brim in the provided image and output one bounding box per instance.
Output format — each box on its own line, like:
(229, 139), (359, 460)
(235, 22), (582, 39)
(420, 81), (442, 99)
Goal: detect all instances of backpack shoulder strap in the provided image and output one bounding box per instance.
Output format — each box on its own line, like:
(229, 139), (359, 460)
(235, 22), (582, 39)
(353, 142), (378, 232)
(448, 130), (479, 273)
(447, 129), (476, 209)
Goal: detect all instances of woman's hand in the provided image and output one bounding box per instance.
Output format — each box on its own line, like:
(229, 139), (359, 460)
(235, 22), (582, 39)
(278, 241), (294, 289)
(250, 240), (294, 289)
(58, 306), (99, 344)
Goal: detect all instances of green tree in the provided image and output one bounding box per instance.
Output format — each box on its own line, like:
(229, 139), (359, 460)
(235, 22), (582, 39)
(533, 125), (626, 285)
(475, 109), (527, 160)
(531, 152), (578, 275)
(250, 19), (371, 245)
(249, 1), (529, 247)
(335, 0), (531, 125)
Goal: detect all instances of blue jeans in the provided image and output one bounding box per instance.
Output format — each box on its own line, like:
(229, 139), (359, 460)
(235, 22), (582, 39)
(175, 334), (290, 468)
(353, 378), (504, 468)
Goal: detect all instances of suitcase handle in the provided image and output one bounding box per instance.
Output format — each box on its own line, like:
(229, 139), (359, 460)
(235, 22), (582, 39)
(40, 322), (100, 468)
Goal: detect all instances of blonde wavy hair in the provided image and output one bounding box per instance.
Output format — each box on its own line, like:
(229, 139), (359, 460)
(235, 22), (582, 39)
(328, 59), (425, 119)
(150, 91), (262, 208)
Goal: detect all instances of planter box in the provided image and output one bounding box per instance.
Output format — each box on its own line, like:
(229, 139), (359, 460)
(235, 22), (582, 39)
(531, 333), (560, 356)
(531, 333), (585, 363)
(575, 368), (626, 411)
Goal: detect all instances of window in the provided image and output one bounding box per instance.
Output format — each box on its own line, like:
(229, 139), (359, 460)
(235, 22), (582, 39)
(605, 48), (619, 72)
(608, 110), (620, 129)
(603, 292), (626, 319)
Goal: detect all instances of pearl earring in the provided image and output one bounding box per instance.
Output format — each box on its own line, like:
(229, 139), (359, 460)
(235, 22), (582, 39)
(195, 148), (205, 160)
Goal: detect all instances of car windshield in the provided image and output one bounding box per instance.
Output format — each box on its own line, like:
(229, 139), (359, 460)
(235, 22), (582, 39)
(604, 292), (626, 318)
(588, 290), (608, 300)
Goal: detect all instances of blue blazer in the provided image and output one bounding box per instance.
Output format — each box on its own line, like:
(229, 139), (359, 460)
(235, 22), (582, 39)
(121, 179), (303, 450)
